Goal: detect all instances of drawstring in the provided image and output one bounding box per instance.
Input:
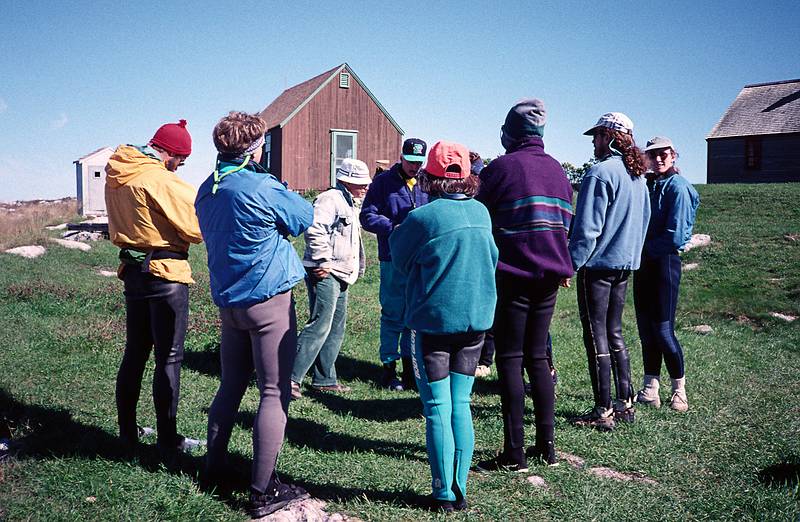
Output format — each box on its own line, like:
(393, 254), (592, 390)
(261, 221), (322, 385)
(211, 155), (250, 195)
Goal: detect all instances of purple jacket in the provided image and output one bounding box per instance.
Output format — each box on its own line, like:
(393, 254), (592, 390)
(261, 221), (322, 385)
(359, 163), (429, 261)
(476, 137), (573, 280)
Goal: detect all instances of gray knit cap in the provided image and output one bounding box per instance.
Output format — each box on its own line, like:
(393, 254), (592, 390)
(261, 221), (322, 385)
(503, 98), (546, 141)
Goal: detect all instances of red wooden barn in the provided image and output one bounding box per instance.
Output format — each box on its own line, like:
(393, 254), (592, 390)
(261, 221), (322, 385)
(258, 63), (404, 191)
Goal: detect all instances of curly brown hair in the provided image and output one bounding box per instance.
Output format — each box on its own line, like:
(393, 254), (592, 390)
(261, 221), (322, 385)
(600, 128), (646, 177)
(418, 170), (481, 197)
(213, 111), (267, 154)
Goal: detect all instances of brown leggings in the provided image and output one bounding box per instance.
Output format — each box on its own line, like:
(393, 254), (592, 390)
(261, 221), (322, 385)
(206, 291), (297, 493)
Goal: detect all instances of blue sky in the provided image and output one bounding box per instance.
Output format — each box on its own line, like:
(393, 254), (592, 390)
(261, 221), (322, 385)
(1, 1), (798, 201)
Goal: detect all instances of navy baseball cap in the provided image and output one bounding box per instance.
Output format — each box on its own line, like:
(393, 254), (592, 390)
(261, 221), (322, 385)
(402, 138), (427, 162)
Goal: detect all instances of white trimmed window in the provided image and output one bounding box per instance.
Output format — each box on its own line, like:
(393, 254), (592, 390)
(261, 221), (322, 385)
(339, 72), (350, 89)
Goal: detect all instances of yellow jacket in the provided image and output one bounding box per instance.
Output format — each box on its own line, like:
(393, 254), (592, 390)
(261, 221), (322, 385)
(105, 145), (202, 284)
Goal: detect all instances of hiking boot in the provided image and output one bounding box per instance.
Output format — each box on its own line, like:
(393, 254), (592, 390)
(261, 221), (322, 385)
(291, 381), (302, 400)
(429, 498), (455, 513)
(380, 362), (404, 391)
(613, 401), (636, 424)
(248, 481), (309, 518)
(475, 452), (529, 473)
(526, 440), (559, 466)
(634, 374), (661, 408)
(669, 377), (688, 412)
(474, 364), (491, 378)
(571, 406), (616, 431)
(401, 356), (417, 391)
(311, 383), (352, 393)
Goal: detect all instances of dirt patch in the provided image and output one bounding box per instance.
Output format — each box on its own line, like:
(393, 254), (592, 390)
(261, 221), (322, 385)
(587, 466), (658, 485)
(685, 324), (713, 335)
(526, 475), (548, 489)
(557, 451), (586, 469)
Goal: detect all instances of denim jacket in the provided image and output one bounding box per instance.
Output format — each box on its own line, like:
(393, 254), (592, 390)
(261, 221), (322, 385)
(302, 183), (365, 285)
(643, 171), (700, 258)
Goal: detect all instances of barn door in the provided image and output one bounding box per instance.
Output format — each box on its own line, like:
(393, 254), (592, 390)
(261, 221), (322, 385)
(330, 130), (357, 187)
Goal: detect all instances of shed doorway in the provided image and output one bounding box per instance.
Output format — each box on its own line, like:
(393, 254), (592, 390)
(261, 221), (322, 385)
(330, 130), (357, 187)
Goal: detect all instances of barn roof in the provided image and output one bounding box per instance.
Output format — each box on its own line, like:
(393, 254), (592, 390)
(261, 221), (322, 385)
(258, 63), (403, 134)
(707, 78), (800, 139)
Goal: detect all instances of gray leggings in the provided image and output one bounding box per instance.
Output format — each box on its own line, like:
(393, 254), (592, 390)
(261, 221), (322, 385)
(206, 291), (297, 493)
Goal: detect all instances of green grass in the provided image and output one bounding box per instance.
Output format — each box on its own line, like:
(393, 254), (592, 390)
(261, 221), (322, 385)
(1, 183), (799, 521)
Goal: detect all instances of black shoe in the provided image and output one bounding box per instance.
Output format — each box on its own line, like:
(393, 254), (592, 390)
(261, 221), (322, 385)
(401, 356), (417, 391)
(526, 441), (559, 466)
(380, 362), (403, 391)
(475, 452), (528, 473)
(614, 405), (636, 424)
(429, 497), (455, 513)
(248, 482), (309, 518)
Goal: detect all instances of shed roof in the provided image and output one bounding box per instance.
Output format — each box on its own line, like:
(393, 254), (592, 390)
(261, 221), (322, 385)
(707, 78), (800, 139)
(73, 147), (114, 164)
(258, 63), (403, 134)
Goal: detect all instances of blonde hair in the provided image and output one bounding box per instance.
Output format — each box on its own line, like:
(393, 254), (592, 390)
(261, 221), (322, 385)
(213, 111), (267, 154)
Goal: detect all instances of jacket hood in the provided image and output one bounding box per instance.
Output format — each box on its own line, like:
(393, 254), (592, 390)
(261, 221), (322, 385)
(105, 145), (164, 188)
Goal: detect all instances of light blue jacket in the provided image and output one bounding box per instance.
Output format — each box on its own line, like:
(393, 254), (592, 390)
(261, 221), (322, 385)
(195, 159), (313, 308)
(390, 197), (498, 335)
(569, 155), (650, 271)
(643, 171), (700, 258)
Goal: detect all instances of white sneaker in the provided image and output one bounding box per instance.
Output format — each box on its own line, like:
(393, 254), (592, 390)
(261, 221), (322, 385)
(474, 365), (491, 378)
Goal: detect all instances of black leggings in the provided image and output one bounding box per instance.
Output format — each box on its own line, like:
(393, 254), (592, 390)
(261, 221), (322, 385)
(116, 267), (188, 448)
(493, 273), (560, 465)
(576, 268), (633, 409)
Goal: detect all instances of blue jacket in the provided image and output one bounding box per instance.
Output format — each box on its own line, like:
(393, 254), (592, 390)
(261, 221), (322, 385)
(569, 155), (651, 271)
(643, 171), (700, 258)
(390, 197), (498, 335)
(195, 159), (313, 308)
(359, 163), (428, 261)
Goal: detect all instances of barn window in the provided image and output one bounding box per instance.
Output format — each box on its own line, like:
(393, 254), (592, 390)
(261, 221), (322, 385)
(744, 137), (761, 170)
(339, 72), (350, 89)
(93, 171), (101, 178)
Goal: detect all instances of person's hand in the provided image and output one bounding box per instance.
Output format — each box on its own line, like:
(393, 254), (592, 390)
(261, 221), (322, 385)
(560, 278), (571, 288)
(469, 151), (481, 163)
(311, 267), (330, 280)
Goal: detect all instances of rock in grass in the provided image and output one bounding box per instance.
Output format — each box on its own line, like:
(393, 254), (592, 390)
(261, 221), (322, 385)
(684, 234), (711, 251)
(4, 245), (46, 258)
(683, 262), (699, 271)
(526, 475), (548, 488)
(49, 238), (91, 251)
(686, 324), (713, 335)
(557, 451), (586, 469)
(769, 312), (797, 322)
(256, 497), (360, 521)
(97, 269), (117, 277)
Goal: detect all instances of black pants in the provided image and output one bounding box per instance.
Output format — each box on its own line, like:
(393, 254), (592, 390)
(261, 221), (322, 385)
(494, 273), (560, 466)
(634, 254), (685, 379)
(116, 266), (188, 448)
(576, 268), (633, 410)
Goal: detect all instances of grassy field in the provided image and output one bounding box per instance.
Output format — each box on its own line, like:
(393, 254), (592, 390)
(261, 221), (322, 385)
(0, 183), (799, 521)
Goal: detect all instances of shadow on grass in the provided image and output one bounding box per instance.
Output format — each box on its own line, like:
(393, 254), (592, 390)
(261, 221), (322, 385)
(0, 387), (204, 478)
(228, 414), (427, 463)
(758, 455), (800, 488)
(335, 354), (382, 386)
(304, 390), (422, 422)
(182, 342), (221, 378)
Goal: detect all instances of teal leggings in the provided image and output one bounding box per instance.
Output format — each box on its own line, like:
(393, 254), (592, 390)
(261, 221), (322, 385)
(412, 331), (483, 501)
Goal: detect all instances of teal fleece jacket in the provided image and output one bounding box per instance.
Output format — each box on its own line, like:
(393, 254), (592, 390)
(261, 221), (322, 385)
(569, 155), (651, 271)
(390, 197), (498, 334)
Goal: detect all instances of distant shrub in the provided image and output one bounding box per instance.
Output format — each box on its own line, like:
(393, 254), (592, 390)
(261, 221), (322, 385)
(0, 198), (79, 249)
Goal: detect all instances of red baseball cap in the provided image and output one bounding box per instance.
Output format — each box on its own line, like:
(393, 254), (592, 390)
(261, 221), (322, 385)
(425, 141), (470, 179)
(151, 119), (192, 156)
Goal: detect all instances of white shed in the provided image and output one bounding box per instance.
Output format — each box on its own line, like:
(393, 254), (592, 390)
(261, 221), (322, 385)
(74, 147), (113, 215)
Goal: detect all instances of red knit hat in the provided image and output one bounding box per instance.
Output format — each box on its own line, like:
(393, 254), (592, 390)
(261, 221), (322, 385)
(150, 119), (192, 156)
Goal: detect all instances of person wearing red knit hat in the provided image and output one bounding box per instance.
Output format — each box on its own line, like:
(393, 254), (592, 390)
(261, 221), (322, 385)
(105, 119), (204, 465)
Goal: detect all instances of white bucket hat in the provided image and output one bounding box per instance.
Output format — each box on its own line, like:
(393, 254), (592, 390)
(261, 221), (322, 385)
(336, 159), (371, 185)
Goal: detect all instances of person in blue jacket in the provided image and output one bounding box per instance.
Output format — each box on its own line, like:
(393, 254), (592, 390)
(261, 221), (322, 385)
(195, 112), (313, 518)
(390, 141), (498, 512)
(360, 138), (429, 391)
(634, 137), (700, 412)
(569, 112), (651, 431)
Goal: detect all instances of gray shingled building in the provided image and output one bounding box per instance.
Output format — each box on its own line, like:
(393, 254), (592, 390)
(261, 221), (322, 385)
(706, 79), (800, 183)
